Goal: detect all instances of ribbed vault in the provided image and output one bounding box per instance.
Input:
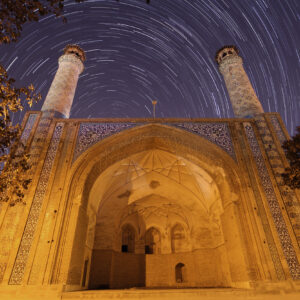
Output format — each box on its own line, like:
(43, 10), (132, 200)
(90, 149), (224, 254)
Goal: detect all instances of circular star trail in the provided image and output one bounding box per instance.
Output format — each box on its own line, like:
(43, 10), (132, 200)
(1, 0), (299, 134)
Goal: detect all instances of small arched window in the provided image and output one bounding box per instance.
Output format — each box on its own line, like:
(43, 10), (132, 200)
(175, 263), (185, 283)
(121, 224), (135, 253)
(145, 227), (161, 254)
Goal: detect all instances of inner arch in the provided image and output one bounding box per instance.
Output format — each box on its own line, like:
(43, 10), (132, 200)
(87, 149), (231, 288)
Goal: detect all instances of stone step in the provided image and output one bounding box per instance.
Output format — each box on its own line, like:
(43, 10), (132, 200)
(61, 288), (300, 300)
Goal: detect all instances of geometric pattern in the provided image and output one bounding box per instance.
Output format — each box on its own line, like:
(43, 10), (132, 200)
(9, 123), (64, 285)
(171, 122), (235, 160)
(111, 149), (202, 196)
(26, 112), (55, 172)
(244, 122), (300, 280)
(20, 113), (38, 145)
(73, 123), (138, 162)
(121, 202), (189, 224)
(0, 115), (39, 281)
(112, 150), (193, 183)
(256, 116), (300, 248)
(269, 115), (287, 145)
(73, 122), (235, 163)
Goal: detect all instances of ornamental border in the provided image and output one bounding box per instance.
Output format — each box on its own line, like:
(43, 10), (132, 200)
(244, 122), (300, 279)
(9, 123), (64, 284)
(72, 122), (236, 163)
(20, 113), (38, 144)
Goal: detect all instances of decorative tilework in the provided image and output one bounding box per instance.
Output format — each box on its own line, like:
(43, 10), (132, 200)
(244, 122), (300, 280)
(20, 114), (38, 144)
(27, 114), (54, 169)
(256, 117), (300, 247)
(73, 122), (236, 163)
(269, 115), (286, 145)
(14, 114), (39, 157)
(0, 114), (39, 281)
(171, 123), (236, 160)
(9, 123), (64, 285)
(73, 123), (138, 162)
(236, 123), (284, 280)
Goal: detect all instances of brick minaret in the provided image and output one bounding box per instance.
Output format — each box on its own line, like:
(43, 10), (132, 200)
(216, 45), (264, 118)
(41, 45), (85, 118)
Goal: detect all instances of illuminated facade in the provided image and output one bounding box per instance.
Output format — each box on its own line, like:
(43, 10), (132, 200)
(0, 45), (299, 299)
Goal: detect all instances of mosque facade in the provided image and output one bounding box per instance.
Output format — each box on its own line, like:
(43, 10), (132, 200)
(0, 45), (299, 298)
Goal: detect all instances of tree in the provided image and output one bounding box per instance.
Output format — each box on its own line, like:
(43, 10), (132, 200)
(0, 0), (149, 43)
(0, 0), (83, 43)
(0, 0), (150, 43)
(282, 126), (300, 190)
(0, 65), (41, 204)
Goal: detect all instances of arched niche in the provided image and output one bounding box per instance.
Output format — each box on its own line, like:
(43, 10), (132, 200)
(52, 124), (255, 289)
(175, 263), (186, 283)
(145, 227), (161, 254)
(121, 224), (135, 253)
(171, 224), (186, 253)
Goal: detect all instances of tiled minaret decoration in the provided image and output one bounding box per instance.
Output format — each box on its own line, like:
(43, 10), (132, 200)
(216, 45), (264, 118)
(41, 44), (85, 118)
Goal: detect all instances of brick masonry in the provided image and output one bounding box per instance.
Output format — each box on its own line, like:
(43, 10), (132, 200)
(218, 48), (264, 118)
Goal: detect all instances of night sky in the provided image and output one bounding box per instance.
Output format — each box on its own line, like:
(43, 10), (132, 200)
(1, 0), (300, 135)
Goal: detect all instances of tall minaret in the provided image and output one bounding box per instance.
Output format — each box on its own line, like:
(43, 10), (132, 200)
(215, 45), (264, 118)
(41, 44), (85, 118)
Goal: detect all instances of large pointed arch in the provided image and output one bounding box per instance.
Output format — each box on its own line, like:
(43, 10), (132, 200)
(71, 124), (239, 209)
(50, 123), (257, 289)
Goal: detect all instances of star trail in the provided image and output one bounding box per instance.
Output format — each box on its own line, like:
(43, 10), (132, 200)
(0, 0), (299, 134)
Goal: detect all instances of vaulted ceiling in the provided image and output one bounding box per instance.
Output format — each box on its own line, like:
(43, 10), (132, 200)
(89, 149), (225, 252)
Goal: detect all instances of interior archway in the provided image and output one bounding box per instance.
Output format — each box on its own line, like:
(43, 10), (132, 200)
(121, 224), (135, 253)
(171, 224), (186, 253)
(145, 227), (161, 254)
(175, 263), (186, 283)
(86, 149), (234, 288)
(56, 124), (254, 290)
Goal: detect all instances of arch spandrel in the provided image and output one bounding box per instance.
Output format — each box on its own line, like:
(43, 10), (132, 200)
(68, 124), (241, 211)
(72, 122), (236, 164)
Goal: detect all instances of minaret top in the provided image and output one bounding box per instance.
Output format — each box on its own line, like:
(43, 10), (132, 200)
(41, 44), (85, 118)
(215, 45), (239, 65)
(63, 44), (86, 63)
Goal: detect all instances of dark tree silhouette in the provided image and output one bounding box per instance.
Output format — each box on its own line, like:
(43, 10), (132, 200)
(282, 126), (300, 190)
(0, 65), (40, 204)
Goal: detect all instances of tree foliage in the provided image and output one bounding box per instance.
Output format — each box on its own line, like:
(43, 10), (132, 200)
(0, 0), (83, 43)
(0, 65), (41, 204)
(0, 0), (149, 44)
(282, 126), (300, 190)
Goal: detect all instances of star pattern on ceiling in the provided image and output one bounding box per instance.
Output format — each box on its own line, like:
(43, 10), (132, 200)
(113, 149), (192, 182)
(111, 150), (205, 198)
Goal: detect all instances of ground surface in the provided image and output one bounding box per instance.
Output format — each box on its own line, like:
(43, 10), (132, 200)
(61, 288), (300, 300)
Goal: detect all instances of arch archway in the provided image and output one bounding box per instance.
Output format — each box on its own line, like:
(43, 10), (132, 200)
(175, 263), (186, 283)
(51, 124), (255, 290)
(171, 224), (186, 253)
(121, 224), (135, 253)
(145, 227), (161, 254)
